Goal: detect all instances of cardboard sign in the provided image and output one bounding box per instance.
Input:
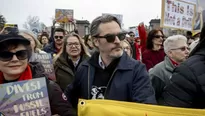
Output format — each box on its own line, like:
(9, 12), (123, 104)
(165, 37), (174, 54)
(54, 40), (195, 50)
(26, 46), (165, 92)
(0, 78), (51, 116)
(31, 53), (56, 81)
(55, 9), (74, 23)
(161, 0), (196, 31)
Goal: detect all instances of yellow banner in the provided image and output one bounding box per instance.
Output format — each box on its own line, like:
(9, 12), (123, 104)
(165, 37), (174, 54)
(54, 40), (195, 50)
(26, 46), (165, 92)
(4, 24), (18, 28)
(78, 99), (205, 116)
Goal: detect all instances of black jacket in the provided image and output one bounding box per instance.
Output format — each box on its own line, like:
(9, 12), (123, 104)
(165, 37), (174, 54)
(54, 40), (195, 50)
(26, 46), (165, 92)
(64, 52), (156, 109)
(162, 43), (205, 108)
(30, 62), (76, 116)
(43, 42), (58, 57)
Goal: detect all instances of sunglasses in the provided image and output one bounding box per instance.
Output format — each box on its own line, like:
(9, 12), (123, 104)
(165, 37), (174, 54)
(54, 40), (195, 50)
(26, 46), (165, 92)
(95, 32), (126, 43)
(54, 36), (64, 39)
(154, 35), (164, 38)
(129, 34), (135, 37)
(171, 46), (190, 51)
(0, 50), (28, 62)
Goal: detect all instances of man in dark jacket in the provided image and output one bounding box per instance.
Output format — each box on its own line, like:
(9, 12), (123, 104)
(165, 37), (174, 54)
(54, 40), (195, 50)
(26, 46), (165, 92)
(161, 24), (205, 108)
(64, 14), (156, 108)
(44, 28), (65, 57)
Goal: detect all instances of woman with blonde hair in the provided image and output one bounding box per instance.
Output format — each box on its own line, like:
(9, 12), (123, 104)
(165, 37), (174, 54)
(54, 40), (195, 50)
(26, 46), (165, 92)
(54, 33), (90, 91)
(19, 30), (47, 62)
(19, 30), (45, 53)
(122, 40), (132, 57)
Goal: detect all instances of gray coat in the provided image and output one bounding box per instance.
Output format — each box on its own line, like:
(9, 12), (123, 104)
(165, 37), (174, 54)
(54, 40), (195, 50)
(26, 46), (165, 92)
(149, 56), (175, 103)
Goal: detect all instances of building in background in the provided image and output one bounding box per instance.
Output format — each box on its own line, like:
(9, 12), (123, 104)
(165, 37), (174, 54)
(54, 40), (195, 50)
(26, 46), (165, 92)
(76, 20), (90, 37)
(149, 19), (161, 30)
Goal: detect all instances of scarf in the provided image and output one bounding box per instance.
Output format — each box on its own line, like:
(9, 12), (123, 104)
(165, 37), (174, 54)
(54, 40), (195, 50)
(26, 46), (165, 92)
(0, 65), (32, 84)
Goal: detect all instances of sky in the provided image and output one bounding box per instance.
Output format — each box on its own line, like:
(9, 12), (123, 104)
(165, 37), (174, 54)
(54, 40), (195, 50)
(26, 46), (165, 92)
(0, 0), (162, 29)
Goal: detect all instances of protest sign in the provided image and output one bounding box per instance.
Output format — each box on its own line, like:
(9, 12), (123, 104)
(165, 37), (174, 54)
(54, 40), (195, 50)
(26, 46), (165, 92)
(32, 53), (56, 81)
(129, 26), (139, 37)
(161, 0), (196, 31)
(55, 9), (74, 23)
(0, 78), (51, 116)
(78, 99), (205, 116)
(190, 0), (205, 32)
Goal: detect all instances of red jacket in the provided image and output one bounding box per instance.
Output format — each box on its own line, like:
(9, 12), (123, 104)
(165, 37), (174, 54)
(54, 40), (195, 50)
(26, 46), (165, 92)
(142, 49), (166, 71)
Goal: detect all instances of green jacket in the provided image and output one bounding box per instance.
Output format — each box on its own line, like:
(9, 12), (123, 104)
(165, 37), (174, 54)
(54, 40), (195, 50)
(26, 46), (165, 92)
(54, 54), (90, 91)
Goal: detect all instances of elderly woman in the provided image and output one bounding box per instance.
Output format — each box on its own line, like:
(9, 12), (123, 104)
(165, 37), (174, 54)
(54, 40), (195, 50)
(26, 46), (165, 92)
(0, 34), (75, 115)
(142, 29), (166, 71)
(149, 35), (189, 104)
(54, 33), (90, 91)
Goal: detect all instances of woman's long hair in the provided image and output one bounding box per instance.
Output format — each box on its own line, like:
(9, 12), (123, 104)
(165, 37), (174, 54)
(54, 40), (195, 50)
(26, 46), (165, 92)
(19, 30), (43, 52)
(146, 29), (164, 50)
(53, 33), (90, 63)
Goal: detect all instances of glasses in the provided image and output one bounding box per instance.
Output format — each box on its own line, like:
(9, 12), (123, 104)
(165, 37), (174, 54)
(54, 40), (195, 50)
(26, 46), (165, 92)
(67, 42), (81, 47)
(154, 35), (164, 39)
(95, 32), (126, 43)
(0, 50), (28, 62)
(54, 36), (64, 39)
(171, 46), (190, 51)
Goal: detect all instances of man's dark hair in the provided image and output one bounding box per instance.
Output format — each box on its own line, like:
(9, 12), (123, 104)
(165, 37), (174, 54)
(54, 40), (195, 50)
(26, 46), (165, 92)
(54, 28), (65, 35)
(74, 29), (79, 34)
(90, 15), (121, 37)
(146, 29), (164, 50)
(128, 31), (134, 35)
(186, 31), (192, 37)
(39, 32), (49, 44)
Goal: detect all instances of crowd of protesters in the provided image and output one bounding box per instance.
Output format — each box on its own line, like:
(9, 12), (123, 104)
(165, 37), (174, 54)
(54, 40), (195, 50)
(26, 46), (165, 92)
(1, 14), (205, 116)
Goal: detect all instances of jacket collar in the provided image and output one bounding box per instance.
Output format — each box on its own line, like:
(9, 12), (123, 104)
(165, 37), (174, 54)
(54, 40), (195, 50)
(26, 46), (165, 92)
(85, 52), (133, 70)
(164, 56), (175, 72)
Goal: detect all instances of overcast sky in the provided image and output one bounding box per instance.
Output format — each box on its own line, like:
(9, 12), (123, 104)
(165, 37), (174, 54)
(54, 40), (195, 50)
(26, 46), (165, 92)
(1, 0), (162, 29)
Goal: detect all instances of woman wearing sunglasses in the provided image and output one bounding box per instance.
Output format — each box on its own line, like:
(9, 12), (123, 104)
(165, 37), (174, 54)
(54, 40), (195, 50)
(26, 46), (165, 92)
(53, 33), (90, 91)
(0, 34), (76, 116)
(142, 29), (166, 71)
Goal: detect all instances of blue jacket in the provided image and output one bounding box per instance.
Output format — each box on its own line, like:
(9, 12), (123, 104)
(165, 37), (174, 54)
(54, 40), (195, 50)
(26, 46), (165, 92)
(43, 42), (57, 57)
(64, 52), (156, 108)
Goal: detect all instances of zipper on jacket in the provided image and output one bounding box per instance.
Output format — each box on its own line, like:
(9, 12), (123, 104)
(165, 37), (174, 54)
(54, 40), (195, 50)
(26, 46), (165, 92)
(88, 65), (90, 99)
(104, 69), (117, 99)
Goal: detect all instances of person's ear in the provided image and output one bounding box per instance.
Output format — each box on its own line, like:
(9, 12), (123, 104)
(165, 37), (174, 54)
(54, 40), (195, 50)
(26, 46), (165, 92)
(167, 50), (173, 58)
(93, 38), (99, 47)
